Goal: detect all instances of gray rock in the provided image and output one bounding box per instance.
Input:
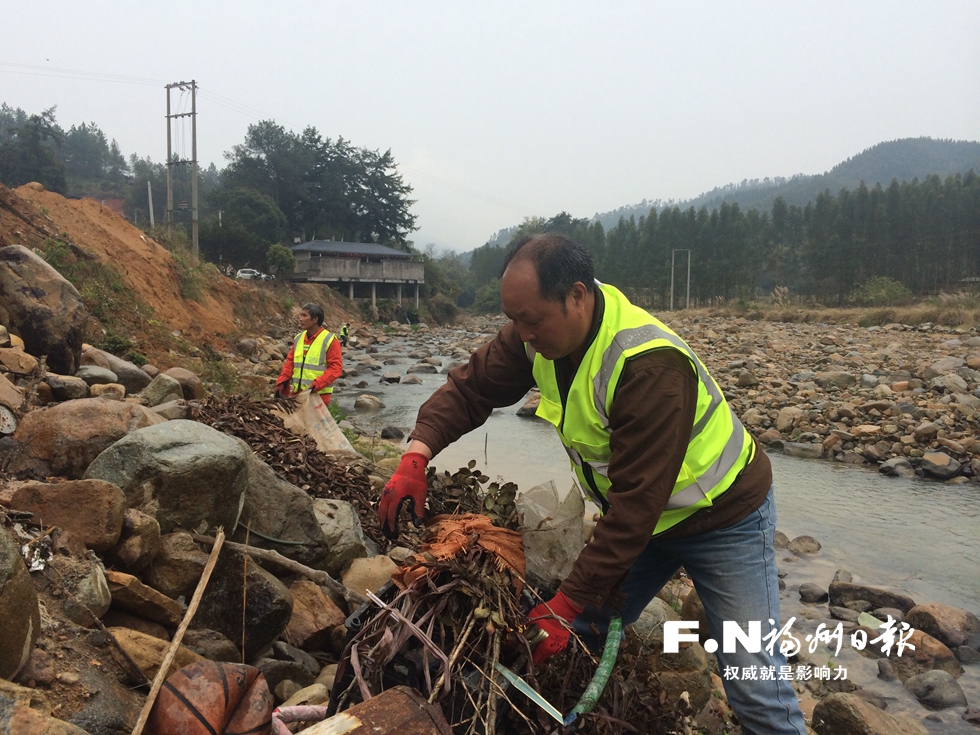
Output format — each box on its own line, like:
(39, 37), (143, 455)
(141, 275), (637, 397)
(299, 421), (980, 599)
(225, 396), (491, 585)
(312, 498), (370, 578)
(815, 371), (857, 390)
(145, 532), (208, 599)
(907, 602), (980, 648)
(194, 547), (293, 660)
(920, 452), (962, 480)
(354, 394), (385, 410)
(52, 555), (111, 625)
(517, 392), (542, 417)
(800, 583), (829, 603)
(83, 348), (152, 394)
(830, 606), (862, 623)
(788, 535), (821, 555)
(829, 582), (915, 613)
(142, 373), (184, 407)
(878, 659), (898, 681)
(925, 356), (965, 377)
(45, 373), (89, 400)
(182, 629), (241, 663)
(873, 607), (906, 624)
(236, 338), (258, 356)
(783, 442), (824, 459)
(737, 370), (759, 387)
(812, 692), (928, 734)
(255, 658), (315, 693)
(84, 420), (249, 534)
(913, 421), (941, 442)
(879, 457), (915, 478)
(234, 455), (330, 571)
(955, 645), (980, 664)
(150, 399), (196, 420)
(930, 373), (968, 393)
(0, 526), (40, 679)
(903, 670), (967, 709)
(380, 426), (404, 440)
(76, 365), (118, 386)
(273, 641), (320, 679)
(406, 362), (438, 374)
(0, 245), (86, 374)
(162, 367), (206, 400)
(111, 509), (161, 573)
(380, 372), (400, 384)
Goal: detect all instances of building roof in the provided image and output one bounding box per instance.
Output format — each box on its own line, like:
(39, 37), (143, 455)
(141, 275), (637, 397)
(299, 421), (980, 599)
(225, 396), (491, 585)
(290, 240), (413, 259)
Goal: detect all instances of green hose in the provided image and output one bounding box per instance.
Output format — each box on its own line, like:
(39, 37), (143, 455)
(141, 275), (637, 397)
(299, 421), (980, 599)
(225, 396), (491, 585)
(564, 615), (622, 728)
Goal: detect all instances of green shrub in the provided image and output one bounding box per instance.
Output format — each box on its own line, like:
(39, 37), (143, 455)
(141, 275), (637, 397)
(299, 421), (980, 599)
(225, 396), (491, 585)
(850, 277), (914, 307)
(472, 278), (502, 313)
(266, 243), (296, 277)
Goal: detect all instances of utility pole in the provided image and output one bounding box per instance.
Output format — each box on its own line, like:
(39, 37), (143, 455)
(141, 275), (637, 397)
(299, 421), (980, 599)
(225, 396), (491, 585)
(165, 80), (199, 256)
(670, 249), (691, 311)
(147, 180), (155, 228)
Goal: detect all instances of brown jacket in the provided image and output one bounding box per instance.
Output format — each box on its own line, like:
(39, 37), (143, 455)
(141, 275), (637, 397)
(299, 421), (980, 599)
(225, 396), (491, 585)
(410, 291), (771, 610)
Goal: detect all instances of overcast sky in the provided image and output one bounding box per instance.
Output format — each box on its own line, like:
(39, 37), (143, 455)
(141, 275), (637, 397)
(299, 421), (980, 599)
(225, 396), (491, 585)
(3, 1), (979, 251)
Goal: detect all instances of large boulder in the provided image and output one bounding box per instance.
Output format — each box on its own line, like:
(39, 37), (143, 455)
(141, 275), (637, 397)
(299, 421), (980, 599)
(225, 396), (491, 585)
(0, 479), (126, 551)
(0, 245), (87, 374)
(311, 498), (370, 578)
(907, 602), (980, 649)
(6, 397), (165, 479)
(0, 526), (40, 679)
(81, 347), (152, 394)
(903, 670), (967, 709)
(194, 548), (294, 660)
(233, 455), (330, 570)
(828, 581), (916, 613)
(812, 692), (927, 735)
(84, 420), (249, 534)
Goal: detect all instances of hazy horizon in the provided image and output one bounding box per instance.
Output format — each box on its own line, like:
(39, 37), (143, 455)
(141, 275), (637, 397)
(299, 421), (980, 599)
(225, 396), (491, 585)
(4, 1), (979, 252)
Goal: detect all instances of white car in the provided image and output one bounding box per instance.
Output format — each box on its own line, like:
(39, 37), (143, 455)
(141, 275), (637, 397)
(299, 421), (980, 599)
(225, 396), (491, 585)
(236, 268), (273, 280)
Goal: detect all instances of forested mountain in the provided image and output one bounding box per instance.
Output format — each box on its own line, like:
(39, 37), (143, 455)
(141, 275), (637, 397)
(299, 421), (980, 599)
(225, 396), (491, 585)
(590, 138), (980, 232)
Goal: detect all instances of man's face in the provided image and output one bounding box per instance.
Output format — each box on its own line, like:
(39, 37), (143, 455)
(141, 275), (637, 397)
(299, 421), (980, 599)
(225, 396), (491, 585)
(297, 309), (317, 332)
(500, 260), (587, 360)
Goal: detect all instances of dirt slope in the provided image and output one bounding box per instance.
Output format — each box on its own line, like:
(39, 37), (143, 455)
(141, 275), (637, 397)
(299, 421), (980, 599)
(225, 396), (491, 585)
(0, 182), (354, 355)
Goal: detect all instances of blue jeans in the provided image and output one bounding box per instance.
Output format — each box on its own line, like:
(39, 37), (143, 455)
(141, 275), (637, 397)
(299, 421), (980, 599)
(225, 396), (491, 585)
(573, 487), (807, 735)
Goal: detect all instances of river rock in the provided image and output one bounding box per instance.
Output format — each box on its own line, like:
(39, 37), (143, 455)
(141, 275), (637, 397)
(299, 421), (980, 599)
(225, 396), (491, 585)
(812, 692), (927, 734)
(857, 625), (963, 681)
(0, 479), (126, 551)
(800, 583), (829, 603)
(879, 457), (915, 478)
(234, 454), (330, 570)
(111, 509), (161, 572)
(109, 627), (204, 680)
(907, 602), (980, 649)
(46, 372), (89, 400)
(380, 426), (404, 440)
(930, 373), (968, 393)
(150, 398), (197, 420)
(6, 397), (164, 479)
(903, 670), (968, 709)
(775, 406), (802, 431)
(0, 526), (40, 679)
(829, 582), (915, 613)
(342, 555), (397, 597)
(144, 532), (208, 599)
(400, 374), (423, 385)
(312, 498), (371, 578)
(82, 348), (152, 394)
(142, 373), (184, 407)
(163, 366), (206, 400)
(406, 362), (438, 374)
(194, 547), (294, 660)
(283, 580), (347, 651)
(815, 371), (856, 389)
(181, 629), (241, 663)
(354, 394), (385, 410)
(76, 364), (118, 385)
(0, 245), (87, 374)
(84, 419), (250, 534)
(788, 535), (821, 555)
(783, 442), (824, 459)
(106, 570), (183, 626)
(381, 372), (400, 384)
(90, 382), (126, 400)
(920, 452), (961, 480)
(517, 392), (542, 417)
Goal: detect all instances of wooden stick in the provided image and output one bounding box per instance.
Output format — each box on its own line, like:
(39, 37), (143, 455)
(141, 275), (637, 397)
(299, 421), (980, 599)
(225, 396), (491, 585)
(130, 528), (225, 735)
(191, 533), (368, 608)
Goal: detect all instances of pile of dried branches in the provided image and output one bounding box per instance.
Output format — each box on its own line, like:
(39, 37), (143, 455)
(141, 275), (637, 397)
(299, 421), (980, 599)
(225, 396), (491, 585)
(197, 395), (386, 547)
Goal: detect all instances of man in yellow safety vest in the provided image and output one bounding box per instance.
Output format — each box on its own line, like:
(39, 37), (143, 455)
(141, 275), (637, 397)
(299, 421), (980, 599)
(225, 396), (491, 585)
(275, 303), (343, 404)
(378, 234), (806, 734)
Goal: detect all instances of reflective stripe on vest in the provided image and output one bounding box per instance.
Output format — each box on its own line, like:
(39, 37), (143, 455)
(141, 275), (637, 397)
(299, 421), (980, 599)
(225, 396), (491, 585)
(291, 328), (336, 395)
(530, 282), (753, 535)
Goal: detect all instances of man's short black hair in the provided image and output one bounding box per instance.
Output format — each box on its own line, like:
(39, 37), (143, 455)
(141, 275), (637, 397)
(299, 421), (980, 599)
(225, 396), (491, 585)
(301, 302), (324, 326)
(502, 233), (595, 303)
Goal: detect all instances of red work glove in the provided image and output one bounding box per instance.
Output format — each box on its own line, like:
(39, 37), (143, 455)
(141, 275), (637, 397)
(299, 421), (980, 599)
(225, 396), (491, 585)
(528, 591), (584, 665)
(274, 382), (293, 398)
(379, 452), (429, 538)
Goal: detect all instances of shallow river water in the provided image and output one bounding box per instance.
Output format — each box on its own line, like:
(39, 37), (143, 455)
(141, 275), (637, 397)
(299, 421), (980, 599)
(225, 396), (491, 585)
(334, 336), (980, 731)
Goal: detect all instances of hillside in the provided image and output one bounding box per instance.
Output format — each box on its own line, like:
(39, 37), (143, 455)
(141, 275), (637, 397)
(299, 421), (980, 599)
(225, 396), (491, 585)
(0, 181), (353, 362)
(591, 137), (980, 230)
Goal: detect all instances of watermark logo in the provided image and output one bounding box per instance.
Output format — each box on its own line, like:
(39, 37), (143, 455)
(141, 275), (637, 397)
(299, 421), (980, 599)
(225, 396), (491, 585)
(664, 615), (916, 682)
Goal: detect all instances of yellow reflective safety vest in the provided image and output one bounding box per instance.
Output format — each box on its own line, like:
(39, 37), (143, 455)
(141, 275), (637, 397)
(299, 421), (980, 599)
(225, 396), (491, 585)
(530, 283), (754, 535)
(290, 328), (337, 395)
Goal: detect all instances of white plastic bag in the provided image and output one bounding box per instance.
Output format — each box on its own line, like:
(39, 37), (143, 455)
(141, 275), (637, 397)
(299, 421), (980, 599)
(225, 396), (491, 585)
(272, 391), (356, 454)
(517, 480), (586, 589)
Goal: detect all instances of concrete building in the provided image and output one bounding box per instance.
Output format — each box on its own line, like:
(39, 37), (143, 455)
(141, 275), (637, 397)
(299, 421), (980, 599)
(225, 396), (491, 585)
(288, 240), (425, 307)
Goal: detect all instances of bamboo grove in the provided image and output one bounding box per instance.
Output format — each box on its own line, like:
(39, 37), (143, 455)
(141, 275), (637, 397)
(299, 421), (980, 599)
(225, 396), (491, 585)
(469, 172), (980, 308)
